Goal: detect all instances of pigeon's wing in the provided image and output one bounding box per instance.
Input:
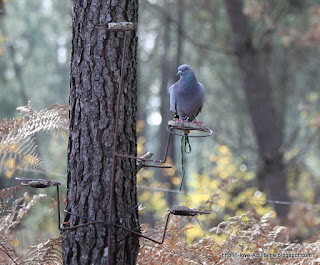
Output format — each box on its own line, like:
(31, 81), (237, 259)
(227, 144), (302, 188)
(169, 83), (177, 113)
(197, 82), (205, 114)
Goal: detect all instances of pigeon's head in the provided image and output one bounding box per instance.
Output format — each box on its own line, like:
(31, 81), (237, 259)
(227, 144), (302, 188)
(177, 64), (193, 77)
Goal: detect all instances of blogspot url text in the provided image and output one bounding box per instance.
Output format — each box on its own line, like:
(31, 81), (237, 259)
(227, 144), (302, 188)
(220, 252), (312, 259)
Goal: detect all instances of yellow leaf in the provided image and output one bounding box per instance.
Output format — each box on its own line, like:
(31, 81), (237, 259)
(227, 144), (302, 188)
(6, 170), (13, 179)
(218, 145), (229, 155)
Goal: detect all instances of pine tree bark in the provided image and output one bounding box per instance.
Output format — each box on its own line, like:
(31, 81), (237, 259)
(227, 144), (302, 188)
(62, 0), (139, 264)
(224, 0), (290, 222)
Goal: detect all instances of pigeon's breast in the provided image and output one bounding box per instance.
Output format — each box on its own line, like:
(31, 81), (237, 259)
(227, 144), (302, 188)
(176, 88), (203, 118)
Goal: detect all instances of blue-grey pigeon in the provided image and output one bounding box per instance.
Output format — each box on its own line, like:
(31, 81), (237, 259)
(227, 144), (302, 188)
(169, 64), (204, 123)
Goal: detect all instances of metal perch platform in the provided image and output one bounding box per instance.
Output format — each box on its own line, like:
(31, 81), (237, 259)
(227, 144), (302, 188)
(167, 120), (212, 137)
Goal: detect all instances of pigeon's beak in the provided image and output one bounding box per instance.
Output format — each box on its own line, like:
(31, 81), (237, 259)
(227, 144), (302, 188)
(177, 70), (182, 76)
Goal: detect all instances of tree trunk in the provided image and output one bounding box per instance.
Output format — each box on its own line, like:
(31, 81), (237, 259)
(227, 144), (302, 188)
(159, 0), (175, 206)
(62, 1), (139, 264)
(7, 43), (28, 105)
(224, 0), (290, 222)
(0, 0), (4, 18)
(158, 0), (185, 202)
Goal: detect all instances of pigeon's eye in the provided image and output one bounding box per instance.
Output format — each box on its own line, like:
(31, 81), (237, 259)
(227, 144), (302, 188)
(185, 67), (188, 70)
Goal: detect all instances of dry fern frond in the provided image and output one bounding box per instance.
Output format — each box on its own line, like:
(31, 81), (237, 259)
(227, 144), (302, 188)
(0, 242), (18, 265)
(138, 211), (320, 264)
(0, 192), (46, 234)
(0, 185), (21, 214)
(22, 237), (62, 265)
(0, 135), (44, 177)
(0, 102), (68, 175)
(18, 102), (69, 134)
(0, 192), (46, 265)
(197, 177), (238, 211)
(138, 216), (202, 265)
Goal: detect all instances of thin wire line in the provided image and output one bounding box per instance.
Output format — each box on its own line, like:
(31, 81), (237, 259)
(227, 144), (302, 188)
(17, 169), (320, 209)
(138, 185), (185, 194)
(137, 185), (320, 209)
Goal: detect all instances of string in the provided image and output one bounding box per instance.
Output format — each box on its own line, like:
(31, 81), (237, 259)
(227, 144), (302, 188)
(180, 134), (191, 191)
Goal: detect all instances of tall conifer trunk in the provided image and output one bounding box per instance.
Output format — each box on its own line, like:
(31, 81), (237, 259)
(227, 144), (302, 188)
(62, 0), (139, 264)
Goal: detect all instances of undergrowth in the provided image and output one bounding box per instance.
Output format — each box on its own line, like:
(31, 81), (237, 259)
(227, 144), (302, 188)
(137, 211), (319, 264)
(1, 197), (319, 264)
(0, 103), (319, 264)
(0, 189), (63, 264)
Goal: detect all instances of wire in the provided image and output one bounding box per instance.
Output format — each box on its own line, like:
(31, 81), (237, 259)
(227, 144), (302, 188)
(137, 185), (320, 209)
(138, 185), (185, 194)
(18, 168), (320, 209)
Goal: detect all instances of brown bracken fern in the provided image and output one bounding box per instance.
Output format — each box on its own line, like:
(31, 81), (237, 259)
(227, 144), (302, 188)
(137, 210), (320, 264)
(0, 185), (21, 213)
(22, 237), (62, 265)
(0, 192), (47, 264)
(0, 189), (63, 265)
(0, 101), (68, 175)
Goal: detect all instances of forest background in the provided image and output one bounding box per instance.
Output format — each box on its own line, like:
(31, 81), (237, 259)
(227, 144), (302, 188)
(1, 0), (320, 263)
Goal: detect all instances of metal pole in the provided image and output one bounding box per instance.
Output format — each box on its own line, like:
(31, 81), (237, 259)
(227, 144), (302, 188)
(107, 30), (129, 265)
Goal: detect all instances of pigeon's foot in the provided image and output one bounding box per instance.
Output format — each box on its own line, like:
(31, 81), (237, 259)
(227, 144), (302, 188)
(192, 120), (203, 125)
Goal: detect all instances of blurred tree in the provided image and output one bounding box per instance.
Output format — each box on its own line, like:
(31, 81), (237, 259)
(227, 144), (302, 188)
(0, 0), (71, 249)
(137, 0), (320, 228)
(0, 0), (4, 17)
(159, 0), (174, 206)
(158, 0), (186, 206)
(224, 0), (290, 222)
(62, 0), (139, 264)
(0, 0), (71, 119)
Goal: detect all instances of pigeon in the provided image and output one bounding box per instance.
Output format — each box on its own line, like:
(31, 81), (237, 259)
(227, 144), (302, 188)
(169, 64), (204, 123)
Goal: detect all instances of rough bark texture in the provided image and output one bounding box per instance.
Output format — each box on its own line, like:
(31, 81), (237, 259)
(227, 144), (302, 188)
(62, 0), (139, 264)
(224, 0), (290, 221)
